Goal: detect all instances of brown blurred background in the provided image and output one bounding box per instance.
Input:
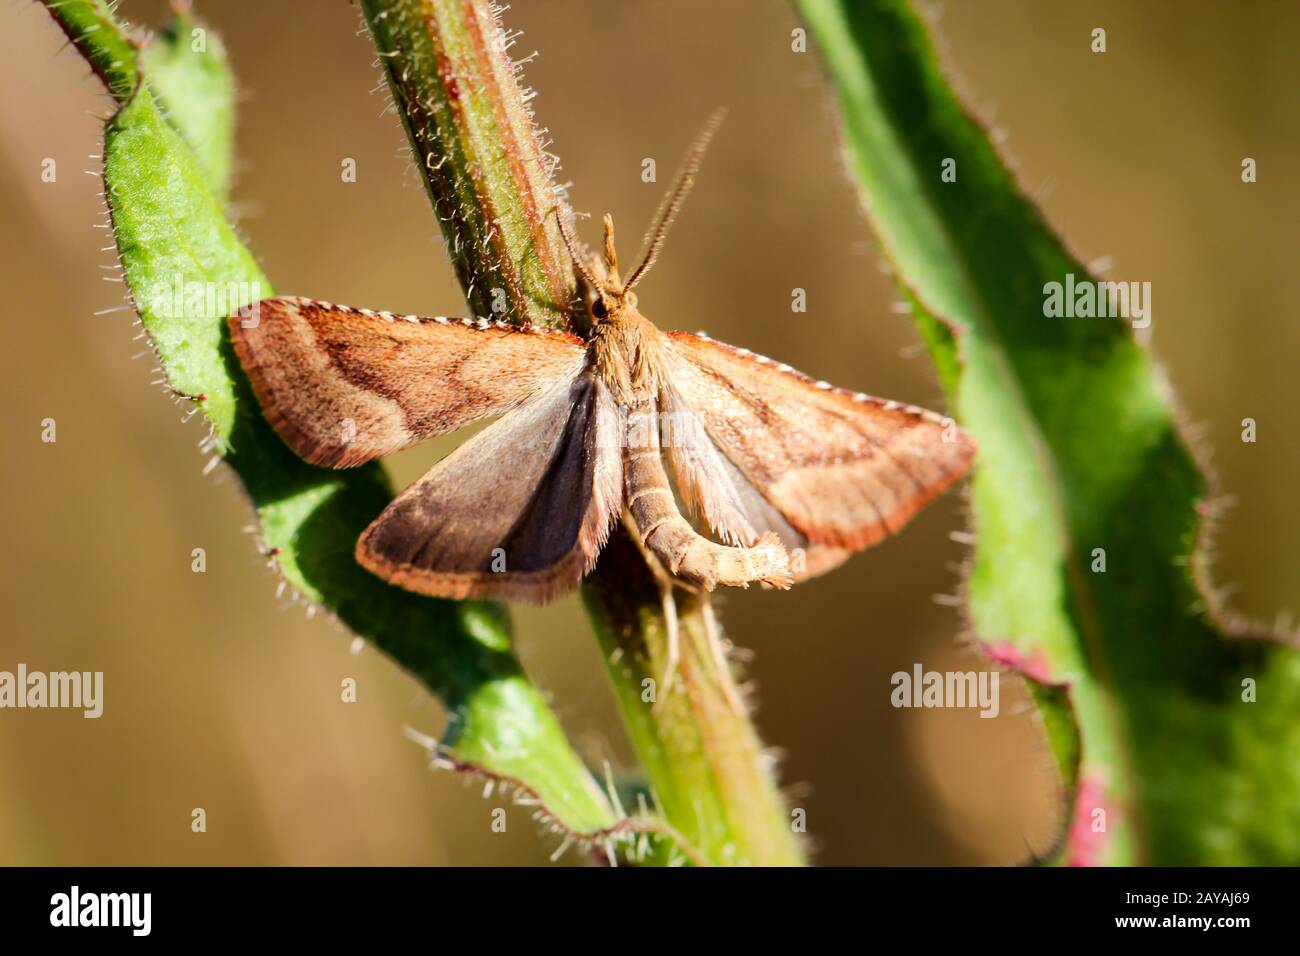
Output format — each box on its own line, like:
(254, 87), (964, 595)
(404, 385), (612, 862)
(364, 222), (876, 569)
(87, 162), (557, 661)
(0, 0), (1295, 865)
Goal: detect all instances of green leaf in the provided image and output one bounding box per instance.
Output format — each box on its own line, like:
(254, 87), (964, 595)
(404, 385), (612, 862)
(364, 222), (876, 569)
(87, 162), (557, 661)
(801, 0), (1300, 865)
(47, 0), (617, 844)
(140, 10), (234, 201)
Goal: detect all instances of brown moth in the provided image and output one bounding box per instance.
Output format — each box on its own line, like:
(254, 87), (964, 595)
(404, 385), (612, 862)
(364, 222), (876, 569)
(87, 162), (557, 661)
(228, 121), (975, 618)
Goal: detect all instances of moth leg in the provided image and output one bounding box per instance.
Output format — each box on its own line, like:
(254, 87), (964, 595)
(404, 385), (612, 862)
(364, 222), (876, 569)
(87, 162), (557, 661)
(619, 513), (745, 715)
(658, 584), (680, 709)
(621, 510), (688, 709)
(700, 595), (746, 716)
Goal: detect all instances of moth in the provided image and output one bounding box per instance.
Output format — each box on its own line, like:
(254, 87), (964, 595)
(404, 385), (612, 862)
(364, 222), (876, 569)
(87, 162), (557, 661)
(229, 120), (974, 624)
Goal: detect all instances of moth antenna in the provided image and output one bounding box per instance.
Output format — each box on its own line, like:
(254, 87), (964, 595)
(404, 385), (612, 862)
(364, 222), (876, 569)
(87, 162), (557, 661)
(554, 207), (602, 292)
(622, 108), (726, 294)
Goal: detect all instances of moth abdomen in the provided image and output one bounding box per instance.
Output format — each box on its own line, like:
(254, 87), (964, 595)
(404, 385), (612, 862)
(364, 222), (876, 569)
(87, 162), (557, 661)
(622, 402), (793, 591)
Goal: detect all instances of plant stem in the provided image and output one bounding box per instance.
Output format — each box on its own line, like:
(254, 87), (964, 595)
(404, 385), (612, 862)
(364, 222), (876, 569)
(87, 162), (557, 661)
(45, 0), (138, 99)
(361, 0), (804, 865)
(583, 532), (804, 865)
(362, 0), (572, 328)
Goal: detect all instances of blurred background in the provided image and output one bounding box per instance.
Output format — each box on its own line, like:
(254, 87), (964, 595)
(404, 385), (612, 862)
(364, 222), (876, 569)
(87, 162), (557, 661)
(0, 0), (1295, 865)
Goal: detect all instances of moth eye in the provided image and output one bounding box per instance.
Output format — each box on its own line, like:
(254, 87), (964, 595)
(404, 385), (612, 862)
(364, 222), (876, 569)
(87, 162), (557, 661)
(591, 299), (608, 320)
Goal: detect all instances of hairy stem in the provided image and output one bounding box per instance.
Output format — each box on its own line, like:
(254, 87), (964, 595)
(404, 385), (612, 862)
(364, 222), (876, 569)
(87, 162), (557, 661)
(362, 0), (572, 327)
(584, 532), (804, 865)
(45, 0), (138, 98)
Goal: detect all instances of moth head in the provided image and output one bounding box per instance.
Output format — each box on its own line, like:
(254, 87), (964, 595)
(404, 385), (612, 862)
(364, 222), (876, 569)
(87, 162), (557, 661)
(557, 210), (635, 324)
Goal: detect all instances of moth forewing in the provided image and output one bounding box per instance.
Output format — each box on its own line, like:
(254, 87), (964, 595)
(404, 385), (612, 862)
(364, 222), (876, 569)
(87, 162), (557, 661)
(227, 296), (585, 468)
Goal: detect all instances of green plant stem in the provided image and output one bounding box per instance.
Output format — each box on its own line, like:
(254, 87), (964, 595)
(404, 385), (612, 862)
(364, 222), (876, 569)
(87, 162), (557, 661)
(45, 0), (137, 98)
(583, 533), (804, 866)
(361, 0), (572, 328)
(361, 0), (804, 865)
